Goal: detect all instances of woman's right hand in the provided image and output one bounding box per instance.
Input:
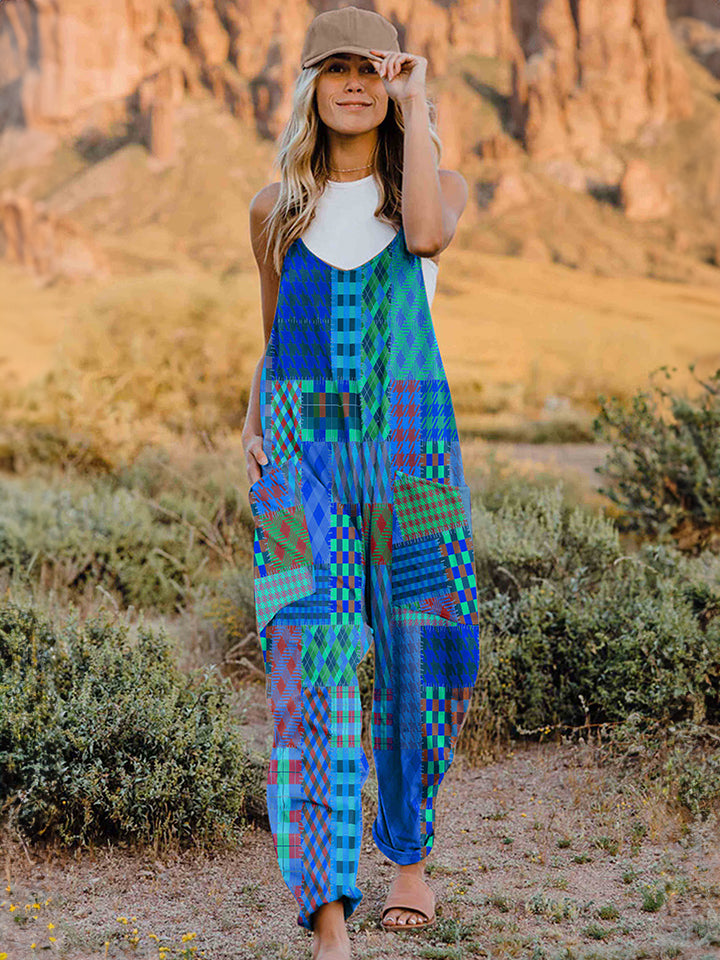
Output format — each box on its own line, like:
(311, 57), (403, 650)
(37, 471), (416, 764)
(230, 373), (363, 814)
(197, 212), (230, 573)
(243, 433), (269, 487)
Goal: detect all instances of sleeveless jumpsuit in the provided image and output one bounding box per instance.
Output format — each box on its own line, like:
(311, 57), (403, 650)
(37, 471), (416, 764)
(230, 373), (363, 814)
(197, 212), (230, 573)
(248, 222), (481, 930)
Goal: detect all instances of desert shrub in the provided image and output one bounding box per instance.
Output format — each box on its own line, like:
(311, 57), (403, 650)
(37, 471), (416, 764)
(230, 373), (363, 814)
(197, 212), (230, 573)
(593, 364), (720, 553)
(200, 564), (259, 656)
(0, 473), (217, 610)
(473, 474), (623, 588)
(113, 442), (255, 566)
(458, 481), (720, 758)
(0, 445), (258, 615)
(0, 599), (266, 850)
(599, 713), (720, 821)
(467, 447), (590, 516)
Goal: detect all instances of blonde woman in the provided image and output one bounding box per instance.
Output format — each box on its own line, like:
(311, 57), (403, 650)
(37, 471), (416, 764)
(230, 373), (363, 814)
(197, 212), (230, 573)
(243, 7), (479, 958)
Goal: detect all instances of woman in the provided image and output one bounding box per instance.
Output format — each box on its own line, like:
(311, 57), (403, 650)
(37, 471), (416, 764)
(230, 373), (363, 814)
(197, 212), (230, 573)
(242, 7), (480, 958)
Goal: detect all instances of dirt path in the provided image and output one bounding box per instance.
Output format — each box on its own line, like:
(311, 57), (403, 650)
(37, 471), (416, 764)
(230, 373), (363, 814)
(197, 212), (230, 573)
(2, 678), (719, 960)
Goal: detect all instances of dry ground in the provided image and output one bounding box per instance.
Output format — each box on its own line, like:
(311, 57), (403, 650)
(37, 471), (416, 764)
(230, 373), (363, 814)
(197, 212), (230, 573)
(1, 442), (717, 960)
(2, 676), (719, 960)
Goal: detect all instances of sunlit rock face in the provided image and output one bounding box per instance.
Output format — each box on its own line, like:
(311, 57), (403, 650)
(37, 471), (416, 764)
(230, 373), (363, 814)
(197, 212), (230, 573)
(0, 189), (110, 280)
(0, 1), (190, 133)
(0, 0), (714, 281)
(0, 0), (696, 156)
(509, 0), (693, 161)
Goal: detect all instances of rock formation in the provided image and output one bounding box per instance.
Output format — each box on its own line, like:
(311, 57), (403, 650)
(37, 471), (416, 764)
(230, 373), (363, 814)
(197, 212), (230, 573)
(0, 0), (193, 134)
(138, 64), (184, 163)
(672, 15), (720, 79)
(0, 1), (698, 155)
(0, 190), (110, 281)
(509, 0), (694, 161)
(0, 0), (718, 280)
(620, 159), (674, 220)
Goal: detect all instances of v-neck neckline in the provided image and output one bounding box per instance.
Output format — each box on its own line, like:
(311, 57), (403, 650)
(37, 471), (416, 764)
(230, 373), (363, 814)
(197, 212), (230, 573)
(297, 226), (402, 273)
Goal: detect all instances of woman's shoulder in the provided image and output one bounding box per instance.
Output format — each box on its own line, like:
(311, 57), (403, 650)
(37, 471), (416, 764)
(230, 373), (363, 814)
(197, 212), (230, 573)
(249, 182), (282, 269)
(249, 181), (281, 221)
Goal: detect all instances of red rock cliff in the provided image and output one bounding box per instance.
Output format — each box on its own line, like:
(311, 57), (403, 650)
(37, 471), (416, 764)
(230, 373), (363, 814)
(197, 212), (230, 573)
(0, 0), (697, 161)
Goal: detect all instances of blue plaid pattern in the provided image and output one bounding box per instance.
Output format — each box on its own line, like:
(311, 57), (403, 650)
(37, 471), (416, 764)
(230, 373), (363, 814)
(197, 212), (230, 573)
(332, 271), (363, 380)
(254, 223), (480, 930)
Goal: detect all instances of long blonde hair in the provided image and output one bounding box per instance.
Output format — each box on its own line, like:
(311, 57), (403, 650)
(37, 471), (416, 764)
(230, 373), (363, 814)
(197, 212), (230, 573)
(261, 62), (443, 276)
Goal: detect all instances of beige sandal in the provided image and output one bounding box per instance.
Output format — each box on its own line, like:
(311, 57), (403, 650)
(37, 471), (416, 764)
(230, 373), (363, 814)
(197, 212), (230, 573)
(380, 872), (436, 932)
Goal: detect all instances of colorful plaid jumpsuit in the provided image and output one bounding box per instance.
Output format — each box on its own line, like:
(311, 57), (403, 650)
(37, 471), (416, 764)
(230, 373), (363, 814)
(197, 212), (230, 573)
(248, 222), (480, 930)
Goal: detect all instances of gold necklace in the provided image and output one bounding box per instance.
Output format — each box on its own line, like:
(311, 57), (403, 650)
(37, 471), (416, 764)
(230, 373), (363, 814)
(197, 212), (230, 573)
(329, 162), (373, 173)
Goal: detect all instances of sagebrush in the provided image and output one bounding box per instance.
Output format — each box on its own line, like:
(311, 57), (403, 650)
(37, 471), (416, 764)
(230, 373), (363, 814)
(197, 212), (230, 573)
(0, 600), (266, 850)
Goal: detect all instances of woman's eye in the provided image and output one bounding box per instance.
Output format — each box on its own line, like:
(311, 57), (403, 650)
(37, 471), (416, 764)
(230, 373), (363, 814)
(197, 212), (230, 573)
(327, 63), (374, 73)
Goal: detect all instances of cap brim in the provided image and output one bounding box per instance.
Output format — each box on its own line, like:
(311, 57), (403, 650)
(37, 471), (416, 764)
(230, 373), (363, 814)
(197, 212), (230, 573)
(302, 46), (385, 68)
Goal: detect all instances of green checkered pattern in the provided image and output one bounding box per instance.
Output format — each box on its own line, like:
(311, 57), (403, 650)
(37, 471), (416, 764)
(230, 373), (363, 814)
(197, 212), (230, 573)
(425, 745), (452, 783)
(394, 471), (466, 541)
(441, 526), (478, 622)
(424, 441), (448, 482)
(329, 506), (364, 624)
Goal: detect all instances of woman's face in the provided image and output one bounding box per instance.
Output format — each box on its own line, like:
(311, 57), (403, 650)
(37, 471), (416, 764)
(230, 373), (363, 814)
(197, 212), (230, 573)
(314, 52), (388, 132)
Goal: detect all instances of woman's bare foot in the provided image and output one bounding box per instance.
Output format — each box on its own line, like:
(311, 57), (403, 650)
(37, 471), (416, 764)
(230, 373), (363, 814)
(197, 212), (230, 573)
(382, 858), (429, 927)
(311, 899), (351, 960)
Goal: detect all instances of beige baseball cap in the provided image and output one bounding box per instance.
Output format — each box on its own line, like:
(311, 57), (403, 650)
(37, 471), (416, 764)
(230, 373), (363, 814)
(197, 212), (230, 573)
(300, 5), (400, 70)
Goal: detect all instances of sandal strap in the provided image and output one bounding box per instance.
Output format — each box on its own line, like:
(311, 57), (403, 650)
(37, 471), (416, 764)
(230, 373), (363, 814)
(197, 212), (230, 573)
(381, 873), (436, 922)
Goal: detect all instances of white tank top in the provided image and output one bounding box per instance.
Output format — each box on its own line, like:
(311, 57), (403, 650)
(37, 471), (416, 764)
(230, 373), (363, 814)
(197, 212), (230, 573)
(299, 174), (439, 306)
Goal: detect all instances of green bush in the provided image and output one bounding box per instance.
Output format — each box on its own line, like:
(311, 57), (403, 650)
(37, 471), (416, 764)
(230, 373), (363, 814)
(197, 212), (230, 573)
(0, 600), (265, 850)
(473, 474), (623, 589)
(600, 713), (720, 821)
(593, 364), (720, 553)
(458, 482), (720, 757)
(0, 459), (255, 613)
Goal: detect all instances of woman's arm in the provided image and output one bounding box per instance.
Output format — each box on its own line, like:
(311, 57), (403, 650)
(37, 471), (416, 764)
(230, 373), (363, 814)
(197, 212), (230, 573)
(242, 183), (282, 486)
(370, 50), (468, 257)
(401, 95), (468, 257)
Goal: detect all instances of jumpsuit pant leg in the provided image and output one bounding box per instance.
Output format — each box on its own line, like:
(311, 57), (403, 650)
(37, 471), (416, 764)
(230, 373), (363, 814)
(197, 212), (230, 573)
(255, 444), (372, 931)
(253, 439), (480, 929)
(365, 460), (481, 864)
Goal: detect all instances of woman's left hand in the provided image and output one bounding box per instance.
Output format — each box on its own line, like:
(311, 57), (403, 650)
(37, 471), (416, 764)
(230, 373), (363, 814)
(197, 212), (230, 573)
(368, 49), (427, 103)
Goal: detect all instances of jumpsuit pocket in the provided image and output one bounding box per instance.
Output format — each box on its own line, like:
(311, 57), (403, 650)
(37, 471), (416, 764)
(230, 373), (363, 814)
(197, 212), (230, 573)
(391, 470), (479, 626)
(249, 453), (316, 635)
